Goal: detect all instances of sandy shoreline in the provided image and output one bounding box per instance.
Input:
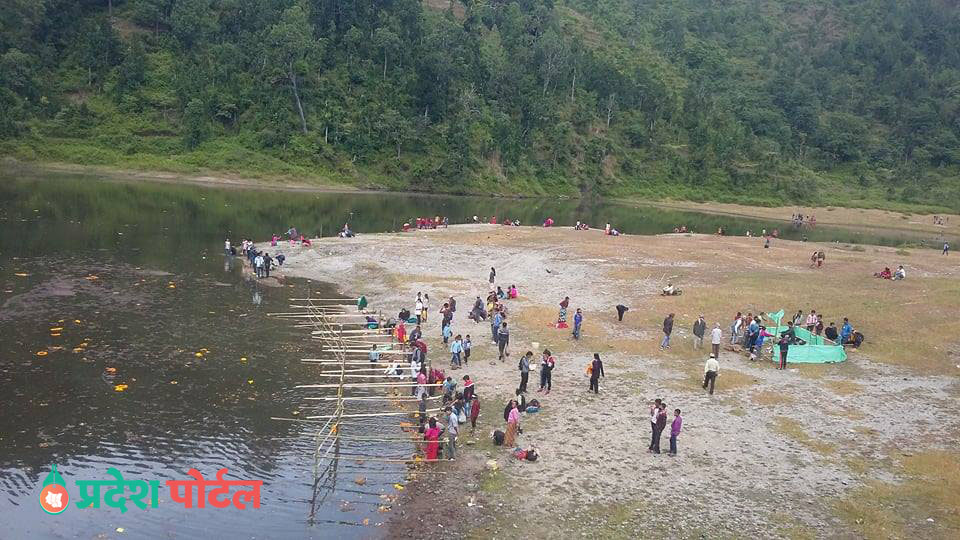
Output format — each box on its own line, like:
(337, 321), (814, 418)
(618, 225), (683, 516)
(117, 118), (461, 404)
(260, 225), (960, 539)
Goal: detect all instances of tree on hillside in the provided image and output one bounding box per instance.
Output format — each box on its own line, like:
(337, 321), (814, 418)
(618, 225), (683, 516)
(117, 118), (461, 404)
(266, 3), (322, 135)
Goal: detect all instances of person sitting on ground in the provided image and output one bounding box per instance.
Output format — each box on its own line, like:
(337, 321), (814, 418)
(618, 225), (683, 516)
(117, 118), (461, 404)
(497, 286), (506, 299)
(893, 265), (906, 280)
(874, 267), (893, 279)
(662, 283), (676, 295)
(824, 322), (839, 343)
(508, 285), (518, 299)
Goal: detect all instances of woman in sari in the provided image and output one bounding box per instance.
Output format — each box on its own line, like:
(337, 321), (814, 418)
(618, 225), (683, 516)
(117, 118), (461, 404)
(556, 296), (570, 329)
(395, 320), (406, 344)
(424, 417), (442, 461)
(504, 400), (520, 447)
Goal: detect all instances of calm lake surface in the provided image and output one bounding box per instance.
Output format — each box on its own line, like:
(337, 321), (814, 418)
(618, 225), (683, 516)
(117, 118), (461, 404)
(0, 171), (945, 538)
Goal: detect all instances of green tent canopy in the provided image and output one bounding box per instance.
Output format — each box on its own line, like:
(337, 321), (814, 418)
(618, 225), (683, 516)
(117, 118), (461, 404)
(763, 310), (847, 364)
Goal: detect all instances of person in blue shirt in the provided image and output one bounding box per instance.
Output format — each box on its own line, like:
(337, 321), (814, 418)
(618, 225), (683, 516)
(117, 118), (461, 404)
(840, 318), (853, 346)
(442, 323), (453, 345)
(572, 308), (584, 340)
(491, 310), (503, 344)
(450, 334), (463, 367)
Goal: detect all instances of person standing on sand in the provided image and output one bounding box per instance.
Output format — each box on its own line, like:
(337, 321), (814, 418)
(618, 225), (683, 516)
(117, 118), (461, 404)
(491, 309), (503, 344)
(489, 267), (496, 284)
(648, 399), (662, 453)
(469, 395), (480, 431)
(692, 315), (706, 349)
(711, 323), (723, 359)
(504, 400), (520, 447)
(442, 322), (452, 345)
(463, 334), (472, 365)
(944, 241), (950, 255)
(573, 308), (584, 339)
(518, 351), (532, 393)
(703, 354), (719, 394)
(415, 295), (424, 324)
(450, 334), (463, 368)
(589, 353), (604, 394)
(424, 417), (441, 461)
(730, 312), (742, 345)
(661, 313), (674, 350)
(652, 403), (667, 454)
(445, 406), (459, 460)
(616, 304), (629, 322)
(538, 349), (555, 393)
(497, 321), (510, 361)
(556, 296), (570, 329)
(777, 333), (790, 370)
(668, 409), (682, 457)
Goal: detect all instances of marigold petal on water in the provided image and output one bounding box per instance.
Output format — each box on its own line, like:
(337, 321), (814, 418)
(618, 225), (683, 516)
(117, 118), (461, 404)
(114, 384), (128, 392)
(247, 379), (254, 384)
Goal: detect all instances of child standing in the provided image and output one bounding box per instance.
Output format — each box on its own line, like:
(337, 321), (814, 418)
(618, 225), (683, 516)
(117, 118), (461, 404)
(442, 323), (452, 345)
(463, 335), (472, 365)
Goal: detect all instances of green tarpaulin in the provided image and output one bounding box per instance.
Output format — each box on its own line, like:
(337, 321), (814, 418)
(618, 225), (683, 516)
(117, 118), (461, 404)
(763, 310), (847, 364)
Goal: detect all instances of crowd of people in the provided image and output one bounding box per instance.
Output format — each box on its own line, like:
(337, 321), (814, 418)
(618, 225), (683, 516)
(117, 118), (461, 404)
(791, 213), (817, 228)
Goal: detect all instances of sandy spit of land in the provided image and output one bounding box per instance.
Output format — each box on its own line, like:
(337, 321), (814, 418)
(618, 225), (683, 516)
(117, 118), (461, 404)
(260, 225), (960, 539)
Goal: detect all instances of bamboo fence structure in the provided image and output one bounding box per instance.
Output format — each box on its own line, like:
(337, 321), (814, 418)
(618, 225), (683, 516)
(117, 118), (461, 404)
(271, 292), (442, 514)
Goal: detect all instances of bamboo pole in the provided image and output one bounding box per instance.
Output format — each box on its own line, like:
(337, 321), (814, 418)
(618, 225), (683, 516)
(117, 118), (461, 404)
(306, 409), (437, 420)
(304, 395), (441, 402)
(297, 382), (441, 389)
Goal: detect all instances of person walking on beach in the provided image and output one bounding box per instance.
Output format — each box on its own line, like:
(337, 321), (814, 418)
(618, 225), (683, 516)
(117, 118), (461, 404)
(661, 313), (674, 350)
(497, 322), (510, 361)
(573, 308), (584, 340)
(648, 399), (662, 453)
(692, 315), (706, 349)
(518, 351), (532, 393)
(943, 241), (949, 255)
(668, 409), (682, 457)
(589, 353), (604, 394)
(703, 354), (719, 394)
(711, 323), (723, 359)
(489, 267), (496, 284)
(538, 349), (555, 393)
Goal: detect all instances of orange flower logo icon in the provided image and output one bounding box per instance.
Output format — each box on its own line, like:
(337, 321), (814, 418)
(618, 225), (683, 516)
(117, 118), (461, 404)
(39, 465), (69, 514)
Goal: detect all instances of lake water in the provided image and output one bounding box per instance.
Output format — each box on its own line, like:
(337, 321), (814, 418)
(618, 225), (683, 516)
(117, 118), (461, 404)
(0, 170), (946, 538)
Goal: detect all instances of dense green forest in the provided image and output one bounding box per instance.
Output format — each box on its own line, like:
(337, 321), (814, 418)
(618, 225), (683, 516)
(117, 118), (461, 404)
(1, 0), (959, 209)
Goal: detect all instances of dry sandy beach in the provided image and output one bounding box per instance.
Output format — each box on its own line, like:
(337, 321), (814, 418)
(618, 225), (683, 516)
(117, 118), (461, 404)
(262, 224), (960, 539)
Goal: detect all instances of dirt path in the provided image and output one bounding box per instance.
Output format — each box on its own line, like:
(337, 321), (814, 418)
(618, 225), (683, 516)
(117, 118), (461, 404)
(260, 225), (960, 539)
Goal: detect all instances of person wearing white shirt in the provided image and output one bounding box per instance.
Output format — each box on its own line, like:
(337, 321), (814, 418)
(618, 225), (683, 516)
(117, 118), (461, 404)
(710, 324), (723, 359)
(703, 354), (720, 395)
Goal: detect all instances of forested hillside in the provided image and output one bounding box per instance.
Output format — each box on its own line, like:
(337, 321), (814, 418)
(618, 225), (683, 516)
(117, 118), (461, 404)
(2, 0), (959, 209)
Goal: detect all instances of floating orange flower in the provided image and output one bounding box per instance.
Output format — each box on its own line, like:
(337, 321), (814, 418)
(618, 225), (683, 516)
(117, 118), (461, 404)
(36, 350), (48, 356)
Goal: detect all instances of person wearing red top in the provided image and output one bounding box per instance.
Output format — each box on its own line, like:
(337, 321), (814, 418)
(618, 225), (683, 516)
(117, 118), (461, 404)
(469, 395), (480, 431)
(538, 350), (555, 393)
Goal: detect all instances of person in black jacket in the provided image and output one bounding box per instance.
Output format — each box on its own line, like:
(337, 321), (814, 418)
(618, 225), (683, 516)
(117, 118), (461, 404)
(589, 353), (605, 394)
(660, 314), (674, 350)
